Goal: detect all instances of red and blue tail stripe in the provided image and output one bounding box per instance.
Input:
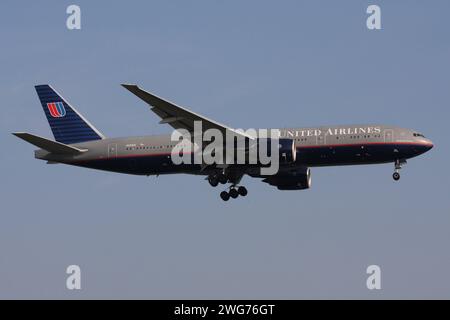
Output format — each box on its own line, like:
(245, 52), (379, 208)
(46, 102), (66, 118)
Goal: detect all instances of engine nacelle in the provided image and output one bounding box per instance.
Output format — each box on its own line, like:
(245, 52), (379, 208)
(278, 138), (297, 164)
(262, 167), (311, 190)
(255, 138), (296, 164)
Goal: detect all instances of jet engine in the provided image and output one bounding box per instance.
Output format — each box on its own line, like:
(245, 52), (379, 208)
(262, 167), (311, 190)
(254, 138), (297, 164)
(278, 138), (297, 164)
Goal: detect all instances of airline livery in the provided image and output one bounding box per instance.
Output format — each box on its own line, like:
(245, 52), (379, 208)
(14, 85), (433, 201)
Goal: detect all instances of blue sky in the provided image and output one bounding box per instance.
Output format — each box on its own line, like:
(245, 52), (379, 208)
(0, 0), (449, 298)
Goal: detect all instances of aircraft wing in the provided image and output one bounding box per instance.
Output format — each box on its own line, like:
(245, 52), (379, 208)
(121, 84), (253, 140)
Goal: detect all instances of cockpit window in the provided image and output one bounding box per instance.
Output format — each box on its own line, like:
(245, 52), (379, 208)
(413, 133), (425, 138)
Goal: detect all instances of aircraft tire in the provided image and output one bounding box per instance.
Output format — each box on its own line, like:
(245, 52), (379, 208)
(218, 174), (228, 184)
(208, 176), (219, 187)
(237, 186), (248, 196)
(393, 172), (400, 181)
(229, 188), (239, 199)
(220, 191), (230, 201)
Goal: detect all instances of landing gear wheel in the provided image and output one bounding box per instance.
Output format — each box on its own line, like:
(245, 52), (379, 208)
(220, 191), (230, 201)
(393, 172), (400, 181)
(229, 188), (239, 199)
(393, 159), (406, 181)
(237, 186), (248, 196)
(208, 176), (219, 187)
(218, 174), (228, 184)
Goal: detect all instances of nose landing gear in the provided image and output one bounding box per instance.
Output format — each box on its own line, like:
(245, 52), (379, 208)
(393, 159), (406, 181)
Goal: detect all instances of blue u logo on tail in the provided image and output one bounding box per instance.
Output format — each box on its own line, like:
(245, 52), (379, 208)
(47, 102), (66, 118)
(36, 84), (104, 144)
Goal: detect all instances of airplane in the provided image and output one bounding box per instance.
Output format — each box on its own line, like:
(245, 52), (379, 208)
(13, 84), (433, 201)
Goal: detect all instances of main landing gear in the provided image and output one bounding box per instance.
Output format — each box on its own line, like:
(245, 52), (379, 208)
(393, 159), (406, 181)
(207, 170), (248, 201)
(208, 174), (227, 187)
(208, 171), (247, 201)
(220, 186), (248, 201)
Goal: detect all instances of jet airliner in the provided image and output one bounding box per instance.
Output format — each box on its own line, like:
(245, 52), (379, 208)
(14, 85), (433, 201)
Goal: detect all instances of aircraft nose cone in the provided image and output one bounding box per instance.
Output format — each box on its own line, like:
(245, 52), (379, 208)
(413, 138), (433, 155)
(423, 139), (434, 152)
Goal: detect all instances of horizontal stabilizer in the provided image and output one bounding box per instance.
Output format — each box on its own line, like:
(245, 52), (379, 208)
(12, 132), (87, 155)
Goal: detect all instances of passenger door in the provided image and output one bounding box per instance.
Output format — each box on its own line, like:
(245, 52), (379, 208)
(316, 134), (326, 146)
(384, 129), (394, 143)
(108, 143), (118, 158)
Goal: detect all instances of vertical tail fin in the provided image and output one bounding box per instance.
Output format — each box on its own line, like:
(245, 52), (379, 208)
(35, 85), (105, 144)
